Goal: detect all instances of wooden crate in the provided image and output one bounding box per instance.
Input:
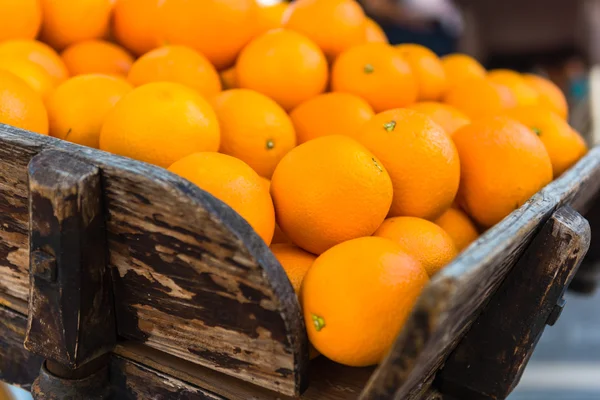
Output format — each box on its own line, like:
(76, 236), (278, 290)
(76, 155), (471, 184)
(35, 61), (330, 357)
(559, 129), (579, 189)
(0, 119), (599, 399)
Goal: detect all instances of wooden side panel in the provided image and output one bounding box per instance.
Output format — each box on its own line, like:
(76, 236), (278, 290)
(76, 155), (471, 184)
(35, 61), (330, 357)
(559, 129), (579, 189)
(360, 146), (600, 400)
(0, 305), (43, 390)
(0, 125), (307, 396)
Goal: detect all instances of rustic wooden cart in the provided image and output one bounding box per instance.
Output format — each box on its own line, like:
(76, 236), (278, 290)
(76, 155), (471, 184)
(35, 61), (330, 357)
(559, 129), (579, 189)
(0, 105), (600, 399)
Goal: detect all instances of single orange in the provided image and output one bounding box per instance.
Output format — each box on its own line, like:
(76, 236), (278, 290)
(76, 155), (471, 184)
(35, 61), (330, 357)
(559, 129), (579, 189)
(363, 18), (388, 44)
(331, 43), (418, 112)
(47, 74), (133, 148)
(434, 207), (479, 252)
(220, 67), (238, 90)
(354, 108), (460, 220)
(487, 69), (539, 107)
(0, 58), (56, 100)
(283, 0), (366, 60)
(301, 236), (428, 367)
(237, 29), (328, 111)
(503, 106), (588, 177)
(156, 0), (257, 70)
(256, 0), (288, 34)
(396, 44), (447, 101)
(0, 0), (42, 41)
(169, 152), (275, 244)
(211, 89), (296, 178)
(0, 40), (69, 84)
(127, 45), (221, 98)
(374, 216), (457, 277)
(39, 0), (113, 51)
(113, 0), (161, 56)
(271, 135), (393, 255)
(271, 243), (316, 294)
(444, 77), (516, 119)
(441, 53), (486, 90)
(290, 92), (374, 144)
(0, 70), (48, 135)
(407, 102), (470, 136)
(453, 116), (553, 227)
(523, 74), (569, 120)
(99, 82), (220, 168)
(61, 40), (134, 78)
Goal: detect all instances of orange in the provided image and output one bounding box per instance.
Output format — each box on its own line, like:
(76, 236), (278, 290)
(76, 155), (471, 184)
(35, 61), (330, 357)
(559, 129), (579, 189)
(487, 69), (539, 107)
(0, 0), (42, 41)
(127, 45), (221, 99)
(407, 102), (470, 136)
(290, 92), (374, 144)
(434, 207), (479, 252)
(444, 77), (516, 119)
(282, 0), (366, 60)
(113, 0), (161, 56)
(40, 0), (113, 51)
(211, 89), (296, 178)
(156, 0), (257, 70)
(301, 236), (428, 367)
(363, 18), (388, 44)
(354, 108), (460, 220)
(453, 116), (553, 227)
(0, 70), (48, 134)
(256, 0), (288, 34)
(220, 67), (238, 90)
(46, 74), (133, 148)
(61, 40), (134, 78)
(523, 74), (569, 120)
(331, 43), (418, 112)
(271, 135), (393, 255)
(169, 152), (275, 244)
(99, 82), (220, 168)
(503, 106), (588, 177)
(271, 243), (316, 294)
(0, 58), (55, 100)
(441, 53), (486, 90)
(0, 40), (69, 84)
(237, 29), (328, 111)
(374, 216), (457, 277)
(396, 44), (447, 101)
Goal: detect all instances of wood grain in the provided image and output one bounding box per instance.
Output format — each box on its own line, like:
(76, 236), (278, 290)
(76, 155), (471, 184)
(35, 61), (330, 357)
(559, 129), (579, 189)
(0, 124), (308, 396)
(0, 305), (43, 391)
(360, 146), (600, 400)
(438, 206), (591, 399)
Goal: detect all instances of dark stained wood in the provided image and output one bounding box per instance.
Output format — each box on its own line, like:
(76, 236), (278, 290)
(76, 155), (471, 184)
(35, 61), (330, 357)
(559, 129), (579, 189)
(437, 206), (591, 399)
(110, 354), (225, 400)
(114, 342), (374, 400)
(360, 146), (600, 400)
(24, 150), (115, 369)
(0, 304), (43, 391)
(0, 124), (307, 396)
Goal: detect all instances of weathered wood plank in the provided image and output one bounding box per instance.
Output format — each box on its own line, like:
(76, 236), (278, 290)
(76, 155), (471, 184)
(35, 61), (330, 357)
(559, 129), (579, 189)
(360, 146), (600, 400)
(0, 124), (308, 396)
(0, 305), (43, 391)
(25, 150), (115, 369)
(438, 206), (591, 399)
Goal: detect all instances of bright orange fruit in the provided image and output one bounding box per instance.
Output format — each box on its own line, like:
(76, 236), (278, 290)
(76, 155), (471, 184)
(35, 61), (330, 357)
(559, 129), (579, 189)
(444, 77), (516, 119)
(0, 57), (55, 100)
(0, 40), (69, 84)
(331, 43), (418, 112)
(434, 207), (479, 252)
(289, 92), (374, 144)
(396, 44), (447, 101)
(271, 243), (316, 294)
(487, 69), (539, 107)
(453, 116), (553, 227)
(113, 0), (162, 56)
(363, 18), (388, 44)
(211, 89), (296, 178)
(441, 53), (486, 90)
(0, 70), (48, 135)
(256, 0), (288, 34)
(0, 0), (42, 41)
(523, 73), (569, 120)
(169, 152), (275, 245)
(271, 135), (393, 255)
(237, 29), (328, 111)
(61, 40), (134, 78)
(407, 102), (470, 136)
(301, 236), (428, 367)
(354, 108), (460, 220)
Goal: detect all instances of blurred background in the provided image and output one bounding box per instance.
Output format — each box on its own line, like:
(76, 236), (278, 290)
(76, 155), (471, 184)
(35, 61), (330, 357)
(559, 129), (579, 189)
(1, 1), (598, 399)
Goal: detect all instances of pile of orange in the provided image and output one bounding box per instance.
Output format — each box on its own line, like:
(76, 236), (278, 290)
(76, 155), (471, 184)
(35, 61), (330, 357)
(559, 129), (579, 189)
(0, 0), (588, 369)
